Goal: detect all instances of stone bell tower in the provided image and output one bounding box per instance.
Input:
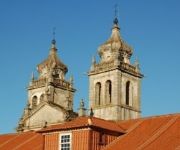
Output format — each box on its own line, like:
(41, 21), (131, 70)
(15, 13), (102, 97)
(17, 38), (77, 132)
(88, 17), (143, 121)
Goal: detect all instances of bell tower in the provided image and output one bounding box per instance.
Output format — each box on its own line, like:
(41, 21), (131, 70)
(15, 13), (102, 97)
(17, 38), (77, 132)
(88, 17), (143, 121)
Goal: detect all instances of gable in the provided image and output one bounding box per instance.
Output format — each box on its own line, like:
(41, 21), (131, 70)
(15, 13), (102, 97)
(25, 104), (66, 129)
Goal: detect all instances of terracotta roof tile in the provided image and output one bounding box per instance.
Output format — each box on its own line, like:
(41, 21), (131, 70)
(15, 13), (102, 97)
(0, 133), (17, 144)
(39, 116), (125, 133)
(116, 118), (142, 131)
(1, 114), (179, 149)
(0, 131), (44, 150)
(103, 113), (180, 150)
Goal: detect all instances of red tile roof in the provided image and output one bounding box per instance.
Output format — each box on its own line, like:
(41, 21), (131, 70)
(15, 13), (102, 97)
(0, 114), (179, 150)
(103, 113), (180, 150)
(0, 131), (44, 150)
(39, 116), (125, 133)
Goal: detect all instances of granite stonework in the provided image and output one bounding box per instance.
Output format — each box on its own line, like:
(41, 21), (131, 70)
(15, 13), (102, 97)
(17, 40), (77, 132)
(17, 17), (143, 132)
(88, 18), (143, 121)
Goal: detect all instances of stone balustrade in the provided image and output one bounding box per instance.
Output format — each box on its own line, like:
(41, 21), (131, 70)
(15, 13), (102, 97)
(29, 78), (47, 89)
(29, 78), (71, 89)
(53, 78), (71, 89)
(94, 60), (115, 72)
(120, 62), (136, 73)
(89, 60), (143, 78)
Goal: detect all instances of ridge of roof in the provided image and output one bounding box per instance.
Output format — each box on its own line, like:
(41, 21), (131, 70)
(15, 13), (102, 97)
(116, 113), (180, 131)
(118, 113), (180, 123)
(0, 132), (18, 136)
(141, 113), (180, 119)
(38, 116), (125, 133)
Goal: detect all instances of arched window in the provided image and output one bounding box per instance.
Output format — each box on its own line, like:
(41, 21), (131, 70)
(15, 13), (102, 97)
(105, 80), (112, 103)
(32, 96), (38, 108)
(126, 81), (130, 105)
(95, 82), (101, 105)
(40, 94), (45, 103)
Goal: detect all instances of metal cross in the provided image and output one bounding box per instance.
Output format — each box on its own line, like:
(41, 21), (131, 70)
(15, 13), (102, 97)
(53, 27), (56, 39)
(114, 4), (118, 18)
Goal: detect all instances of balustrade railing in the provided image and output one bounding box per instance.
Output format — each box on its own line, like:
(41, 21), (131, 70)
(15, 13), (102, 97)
(29, 78), (70, 89)
(94, 60), (114, 72)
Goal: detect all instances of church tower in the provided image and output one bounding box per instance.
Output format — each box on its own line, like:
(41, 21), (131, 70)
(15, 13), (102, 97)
(88, 17), (143, 121)
(17, 38), (77, 132)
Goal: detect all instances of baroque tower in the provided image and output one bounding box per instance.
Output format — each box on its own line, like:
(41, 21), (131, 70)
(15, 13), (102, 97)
(88, 18), (143, 121)
(17, 39), (77, 132)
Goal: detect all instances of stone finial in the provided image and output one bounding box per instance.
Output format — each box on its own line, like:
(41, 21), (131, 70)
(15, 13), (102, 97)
(47, 68), (53, 82)
(113, 17), (118, 25)
(78, 99), (86, 117)
(49, 36), (57, 56)
(31, 72), (35, 81)
(43, 121), (48, 128)
(80, 99), (85, 108)
(134, 58), (140, 71)
(123, 53), (130, 64)
(69, 76), (74, 86)
(90, 107), (94, 118)
(29, 72), (35, 86)
(17, 121), (24, 132)
(92, 55), (96, 64)
(90, 55), (96, 71)
(51, 39), (56, 47)
(88, 118), (92, 125)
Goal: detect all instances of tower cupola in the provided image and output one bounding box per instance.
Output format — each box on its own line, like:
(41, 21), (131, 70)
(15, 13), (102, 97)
(98, 18), (132, 64)
(37, 39), (68, 79)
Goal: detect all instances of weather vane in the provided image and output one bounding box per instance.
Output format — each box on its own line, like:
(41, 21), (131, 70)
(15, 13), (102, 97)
(114, 4), (119, 18)
(52, 27), (56, 45)
(53, 27), (56, 40)
(113, 4), (119, 25)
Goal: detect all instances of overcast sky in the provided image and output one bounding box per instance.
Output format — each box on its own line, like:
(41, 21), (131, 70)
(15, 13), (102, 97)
(0, 0), (180, 133)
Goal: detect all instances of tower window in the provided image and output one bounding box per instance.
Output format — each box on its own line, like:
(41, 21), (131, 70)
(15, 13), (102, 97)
(126, 81), (130, 105)
(32, 96), (38, 108)
(95, 82), (101, 105)
(105, 80), (112, 103)
(40, 94), (45, 103)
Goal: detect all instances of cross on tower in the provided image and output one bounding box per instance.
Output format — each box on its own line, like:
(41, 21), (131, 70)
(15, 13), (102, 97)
(114, 4), (119, 18)
(52, 27), (56, 45)
(53, 27), (56, 40)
